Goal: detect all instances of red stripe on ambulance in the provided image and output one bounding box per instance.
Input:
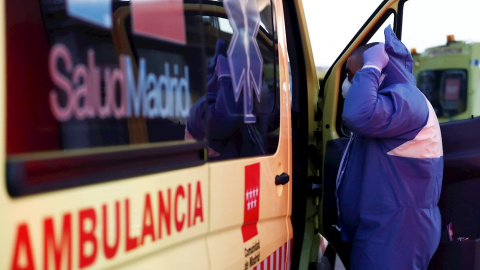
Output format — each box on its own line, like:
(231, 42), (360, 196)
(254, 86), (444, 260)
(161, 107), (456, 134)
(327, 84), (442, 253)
(9, 181), (204, 270)
(252, 239), (292, 270)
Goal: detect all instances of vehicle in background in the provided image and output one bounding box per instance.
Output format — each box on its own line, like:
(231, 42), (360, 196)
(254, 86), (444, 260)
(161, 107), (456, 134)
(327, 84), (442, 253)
(412, 35), (480, 122)
(317, 67), (327, 87)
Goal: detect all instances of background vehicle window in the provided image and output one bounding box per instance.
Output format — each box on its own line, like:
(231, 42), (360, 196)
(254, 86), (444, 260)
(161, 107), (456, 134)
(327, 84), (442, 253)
(417, 70), (468, 118)
(403, 0), (480, 122)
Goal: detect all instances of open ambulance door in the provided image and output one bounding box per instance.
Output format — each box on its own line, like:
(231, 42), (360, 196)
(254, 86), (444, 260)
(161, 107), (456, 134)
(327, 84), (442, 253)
(318, 1), (406, 268)
(319, 0), (480, 268)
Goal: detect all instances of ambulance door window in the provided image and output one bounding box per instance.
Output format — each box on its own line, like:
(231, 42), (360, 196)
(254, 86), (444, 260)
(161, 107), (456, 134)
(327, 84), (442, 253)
(197, 0), (280, 161)
(368, 15), (394, 44)
(403, 0), (480, 122)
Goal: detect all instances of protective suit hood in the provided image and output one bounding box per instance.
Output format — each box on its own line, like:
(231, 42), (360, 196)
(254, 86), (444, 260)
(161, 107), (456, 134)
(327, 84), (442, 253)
(380, 25), (416, 88)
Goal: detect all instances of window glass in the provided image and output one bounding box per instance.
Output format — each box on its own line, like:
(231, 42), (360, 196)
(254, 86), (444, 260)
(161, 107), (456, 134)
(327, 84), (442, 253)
(186, 0), (280, 161)
(6, 0), (279, 161)
(368, 15), (394, 44)
(417, 70), (467, 118)
(7, 0), (204, 155)
(302, 0), (381, 69)
(403, 0), (480, 122)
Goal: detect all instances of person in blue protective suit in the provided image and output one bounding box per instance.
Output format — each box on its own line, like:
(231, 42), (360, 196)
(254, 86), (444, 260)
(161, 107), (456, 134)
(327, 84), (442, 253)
(337, 25), (444, 269)
(185, 39), (279, 160)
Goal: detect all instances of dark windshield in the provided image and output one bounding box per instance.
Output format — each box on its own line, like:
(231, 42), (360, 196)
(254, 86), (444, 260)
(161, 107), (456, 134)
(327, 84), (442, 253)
(417, 69), (467, 118)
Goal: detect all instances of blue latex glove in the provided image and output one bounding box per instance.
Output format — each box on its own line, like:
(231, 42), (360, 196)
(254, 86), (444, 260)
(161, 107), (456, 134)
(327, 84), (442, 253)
(207, 39), (228, 77)
(363, 43), (389, 71)
(206, 39), (228, 96)
(215, 54), (230, 78)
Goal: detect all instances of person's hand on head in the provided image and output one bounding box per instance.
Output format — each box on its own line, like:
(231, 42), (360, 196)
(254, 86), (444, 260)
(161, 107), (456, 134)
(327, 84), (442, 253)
(363, 43), (389, 72)
(215, 54), (230, 78)
(207, 39), (228, 82)
(206, 39), (229, 95)
(208, 39), (227, 71)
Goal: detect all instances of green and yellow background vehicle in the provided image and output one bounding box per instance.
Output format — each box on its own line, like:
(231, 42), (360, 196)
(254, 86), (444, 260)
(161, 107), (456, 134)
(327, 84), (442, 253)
(412, 35), (480, 122)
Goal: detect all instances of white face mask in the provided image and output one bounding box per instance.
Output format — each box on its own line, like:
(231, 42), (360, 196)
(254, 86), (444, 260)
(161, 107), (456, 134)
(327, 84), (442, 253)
(342, 78), (352, 98)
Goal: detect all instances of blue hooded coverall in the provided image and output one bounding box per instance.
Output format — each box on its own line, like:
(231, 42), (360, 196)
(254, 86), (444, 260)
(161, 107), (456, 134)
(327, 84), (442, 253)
(337, 26), (444, 269)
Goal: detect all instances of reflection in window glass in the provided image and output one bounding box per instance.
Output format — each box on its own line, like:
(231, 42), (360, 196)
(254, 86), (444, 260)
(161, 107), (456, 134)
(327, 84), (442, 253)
(218, 17), (233, 33)
(7, 0), (279, 161)
(186, 0), (280, 161)
(404, 0), (480, 121)
(7, 0), (206, 155)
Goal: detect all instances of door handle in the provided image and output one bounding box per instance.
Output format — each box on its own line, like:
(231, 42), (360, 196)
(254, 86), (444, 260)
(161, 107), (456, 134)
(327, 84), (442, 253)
(275, 173), (290, 185)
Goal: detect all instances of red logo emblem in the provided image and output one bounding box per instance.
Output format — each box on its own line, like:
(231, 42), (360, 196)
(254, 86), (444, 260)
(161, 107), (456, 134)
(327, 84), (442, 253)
(242, 163), (260, 242)
(131, 0), (186, 44)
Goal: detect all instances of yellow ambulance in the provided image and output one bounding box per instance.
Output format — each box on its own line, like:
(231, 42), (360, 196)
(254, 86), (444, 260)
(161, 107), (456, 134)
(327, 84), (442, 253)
(3, 0), (480, 269)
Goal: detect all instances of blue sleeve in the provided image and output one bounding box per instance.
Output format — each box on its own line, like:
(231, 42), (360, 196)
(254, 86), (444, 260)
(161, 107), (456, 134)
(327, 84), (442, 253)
(342, 68), (428, 139)
(206, 76), (244, 139)
(187, 75), (243, 141)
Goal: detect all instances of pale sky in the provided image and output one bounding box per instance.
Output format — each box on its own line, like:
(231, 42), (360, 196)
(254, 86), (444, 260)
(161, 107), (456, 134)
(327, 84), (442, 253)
(302, 0), (480, 68)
